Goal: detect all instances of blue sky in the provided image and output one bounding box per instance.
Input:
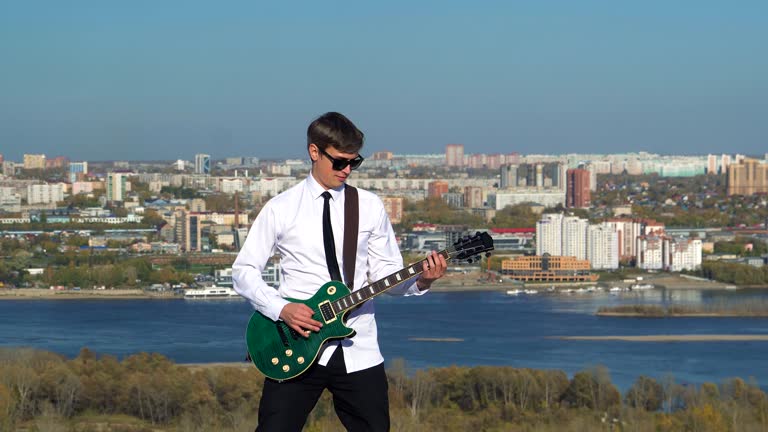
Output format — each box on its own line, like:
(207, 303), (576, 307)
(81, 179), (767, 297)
(1, 1), (766, 161)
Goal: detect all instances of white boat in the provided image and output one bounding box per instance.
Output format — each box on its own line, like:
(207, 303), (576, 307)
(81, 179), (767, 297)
(524, 289), (538, 294)
(630, 284), (654, 290)
(184, 286), (241, 299)
(506, 289), (523, 295)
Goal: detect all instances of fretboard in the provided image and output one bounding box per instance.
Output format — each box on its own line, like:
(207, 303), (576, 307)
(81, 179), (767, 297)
(330, 249), (452, 314)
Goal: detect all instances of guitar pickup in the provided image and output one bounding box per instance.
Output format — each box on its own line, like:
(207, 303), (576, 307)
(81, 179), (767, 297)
(318, 301), (337, 324)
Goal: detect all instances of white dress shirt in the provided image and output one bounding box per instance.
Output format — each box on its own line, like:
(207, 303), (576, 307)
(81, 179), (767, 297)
(232, 173), (426, 373)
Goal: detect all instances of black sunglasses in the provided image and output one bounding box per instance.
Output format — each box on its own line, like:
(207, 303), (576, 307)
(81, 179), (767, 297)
(319, 147), (365, 171)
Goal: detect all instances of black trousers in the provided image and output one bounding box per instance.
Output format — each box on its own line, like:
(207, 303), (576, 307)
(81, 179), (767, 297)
(256, 347), (390, 432)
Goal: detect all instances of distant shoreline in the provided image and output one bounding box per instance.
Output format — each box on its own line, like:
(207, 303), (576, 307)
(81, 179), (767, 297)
(0, 288), (178, 300)
(596, 312), (768, 318)
(552, 334), (768, 342)
(1, 272), (764, 300)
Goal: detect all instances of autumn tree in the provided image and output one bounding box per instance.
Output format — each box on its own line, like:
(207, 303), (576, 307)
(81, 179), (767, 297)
(625, 375), (664, 411)
(0, 381), (17, 430)
(560, 366), (620, 411)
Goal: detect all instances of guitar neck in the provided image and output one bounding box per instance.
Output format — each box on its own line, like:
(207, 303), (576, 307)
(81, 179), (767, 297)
(331, 249), (451, 315)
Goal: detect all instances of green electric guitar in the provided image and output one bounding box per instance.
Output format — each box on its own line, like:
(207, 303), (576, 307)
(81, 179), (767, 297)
(245, 231), (494, 381)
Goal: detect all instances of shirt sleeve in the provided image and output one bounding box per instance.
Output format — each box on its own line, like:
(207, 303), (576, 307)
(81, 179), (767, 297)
(232, 203), (290, 321)
(366, 199), (427, 296)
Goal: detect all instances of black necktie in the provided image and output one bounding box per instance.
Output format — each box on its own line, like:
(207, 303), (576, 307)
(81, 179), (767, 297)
(321, 191), (342, 282)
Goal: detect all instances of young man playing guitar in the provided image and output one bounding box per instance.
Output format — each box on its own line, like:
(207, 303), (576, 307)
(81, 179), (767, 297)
(232, 112), (447, 431)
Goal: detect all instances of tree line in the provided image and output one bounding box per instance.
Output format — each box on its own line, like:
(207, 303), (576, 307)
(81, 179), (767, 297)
(698, 261), (768, 286)
(1, 348), (766, 431)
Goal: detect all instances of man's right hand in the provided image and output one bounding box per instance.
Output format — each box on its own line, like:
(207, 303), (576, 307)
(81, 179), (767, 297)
(279, 303), (323, 338)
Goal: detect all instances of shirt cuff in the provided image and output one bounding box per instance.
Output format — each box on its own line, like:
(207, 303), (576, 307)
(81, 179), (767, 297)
(265, 297), (292, 322)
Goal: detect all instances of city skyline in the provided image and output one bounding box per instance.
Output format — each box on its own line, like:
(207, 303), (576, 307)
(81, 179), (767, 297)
(1, 1), (767, 161)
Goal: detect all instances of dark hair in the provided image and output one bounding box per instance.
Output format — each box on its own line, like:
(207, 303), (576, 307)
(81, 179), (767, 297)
(307, 112), (364, 153)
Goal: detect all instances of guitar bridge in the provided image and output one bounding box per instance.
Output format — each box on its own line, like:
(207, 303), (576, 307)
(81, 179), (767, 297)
(318, 300), (336, 324)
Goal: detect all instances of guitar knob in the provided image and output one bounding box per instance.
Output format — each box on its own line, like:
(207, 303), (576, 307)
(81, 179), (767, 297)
(297, 357), (305, 364)
(271, 357), (279, 365)
(282, 365), (290, 372)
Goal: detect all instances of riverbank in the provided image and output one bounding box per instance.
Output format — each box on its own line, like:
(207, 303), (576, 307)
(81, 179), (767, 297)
(596, 302), (768, 318)
(552, 334), (768, 342)
(644, 273), (736, 289)
(1, 272), (761, 300)
(596, 312), (768, 318)
(0, 288), (178, 300)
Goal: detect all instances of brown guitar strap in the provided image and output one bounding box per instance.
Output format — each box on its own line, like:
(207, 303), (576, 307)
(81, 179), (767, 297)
(343, 185), (359, 290)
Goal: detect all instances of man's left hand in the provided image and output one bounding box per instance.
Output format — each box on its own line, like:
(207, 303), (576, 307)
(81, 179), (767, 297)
(417, 250), (447, 291)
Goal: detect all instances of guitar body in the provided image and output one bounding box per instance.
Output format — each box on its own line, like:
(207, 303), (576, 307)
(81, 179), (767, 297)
(244, 231), (494, 382)
(245, 280), (354, 381)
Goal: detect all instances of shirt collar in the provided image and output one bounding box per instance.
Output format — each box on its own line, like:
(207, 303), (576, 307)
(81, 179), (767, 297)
(307, 173), (344, 201)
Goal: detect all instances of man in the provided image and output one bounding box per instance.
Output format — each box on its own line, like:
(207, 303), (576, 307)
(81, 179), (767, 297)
(232, 112), (447, 431)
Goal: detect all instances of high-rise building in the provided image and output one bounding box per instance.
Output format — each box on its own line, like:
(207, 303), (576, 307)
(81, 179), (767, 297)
(562, 216), (588, 260)
(707, 154), (718, 175)
(0, 187), (21, 212)
(721, 154), (732, 173)
(442, 192), (463, 208)
(445, 144), (464, 167)
(604, 218), (665, 262)
(69, 162), (88, 183)
(566, 168), (591, 208)
(584, 163), (598, 191)
(189, 198), (206, 212)
(186, 212), (203, 252)
(727, 158), (768, 196)
(195, 154), (211, 175)
(668, 238), (702, 272)
(636, 235), (702, 271)
(382, 197), (403, 224)
(504, 152), (521, 165)
(23, 154), (46, 170)
(535, 164), (544, 187)
(500, 164), (518, 189)
(486, 154), (503, 170)
(46, 156), (68, 169)
(536, 213), (563, 256)
(107, 172), (129, 202)
(536, 213), (620, 270)
(606, 219), (641, 260)
(427, 181), (449, 199)
(466, 154), (486, 169)
(27, 183), (65, 204)
(463, 186), (484, 209)
(3, 161), (17, 177)
(636, 235), (665, 270)
(588, 223), (619, 270)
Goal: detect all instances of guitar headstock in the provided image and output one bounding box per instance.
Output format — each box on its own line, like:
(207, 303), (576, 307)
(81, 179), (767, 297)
(450, 231), (494, 262)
